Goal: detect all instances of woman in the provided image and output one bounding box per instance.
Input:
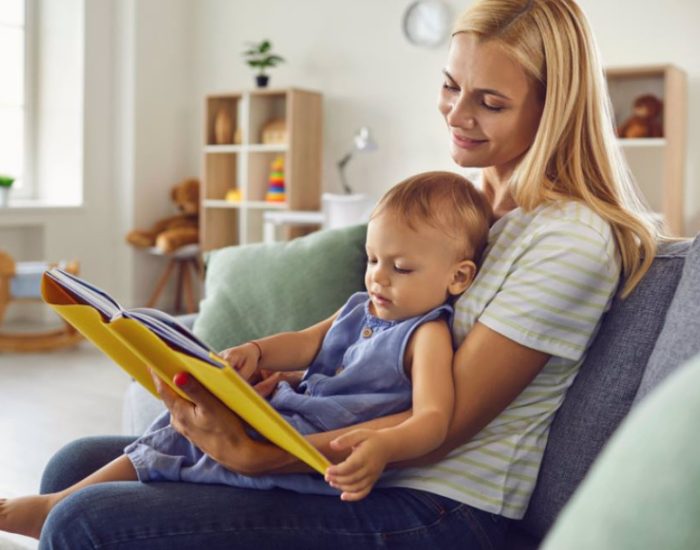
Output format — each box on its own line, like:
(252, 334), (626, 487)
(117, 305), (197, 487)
(38, 0), (657, 548)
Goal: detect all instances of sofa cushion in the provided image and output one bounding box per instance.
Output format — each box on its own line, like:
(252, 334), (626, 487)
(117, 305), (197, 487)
(634, 235), (700, 403)
(519, 239), (691, 539)
(541, 353), (700, 549)
(193, 224), (367, 351)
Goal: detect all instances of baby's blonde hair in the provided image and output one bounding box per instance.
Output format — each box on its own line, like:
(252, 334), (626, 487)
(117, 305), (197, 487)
(453, 0), (658, 297)
(371, 171), (493, 263)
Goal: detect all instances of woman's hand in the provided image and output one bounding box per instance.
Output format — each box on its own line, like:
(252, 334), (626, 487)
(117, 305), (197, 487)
(252, 370), (281, 397)
(324, 429), (391, 501)
(151, 370), (271, 475)
(220, 343), (261, 382)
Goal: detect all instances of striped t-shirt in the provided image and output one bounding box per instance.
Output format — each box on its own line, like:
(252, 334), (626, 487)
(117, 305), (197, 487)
(381, 201), (621, 519)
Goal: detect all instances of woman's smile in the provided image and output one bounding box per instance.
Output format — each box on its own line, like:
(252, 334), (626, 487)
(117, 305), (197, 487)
(451, 132), (488, 150)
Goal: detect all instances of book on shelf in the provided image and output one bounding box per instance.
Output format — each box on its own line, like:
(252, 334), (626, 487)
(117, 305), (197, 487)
(41, 268), (330, 475)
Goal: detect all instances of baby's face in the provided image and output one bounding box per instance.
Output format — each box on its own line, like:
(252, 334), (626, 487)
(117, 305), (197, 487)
(364, 212), (464, 321)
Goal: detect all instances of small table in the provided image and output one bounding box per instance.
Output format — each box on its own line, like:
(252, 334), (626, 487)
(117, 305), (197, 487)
(262, 194), (375, 243)
(0, 253), (83, 352)
(146, 244), (202, 314)
(263, 210), (324, 244)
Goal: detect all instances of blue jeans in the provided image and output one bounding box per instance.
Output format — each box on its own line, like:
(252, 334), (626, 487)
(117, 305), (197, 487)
(39, 436), (508, 549)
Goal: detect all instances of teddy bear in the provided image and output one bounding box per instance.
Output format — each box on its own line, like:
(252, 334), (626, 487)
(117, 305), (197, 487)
(617, 94), (663, 139)
(126, 178), (200, 254)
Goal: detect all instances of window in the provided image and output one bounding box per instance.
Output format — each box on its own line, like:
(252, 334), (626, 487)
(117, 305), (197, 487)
(0, 0), (30, 197)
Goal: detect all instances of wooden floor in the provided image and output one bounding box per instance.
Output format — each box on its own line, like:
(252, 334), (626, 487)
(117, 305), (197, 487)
(0, 339), (131, 549)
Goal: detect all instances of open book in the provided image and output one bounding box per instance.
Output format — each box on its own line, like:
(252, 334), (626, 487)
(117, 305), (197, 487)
(41, 268), (330, 475)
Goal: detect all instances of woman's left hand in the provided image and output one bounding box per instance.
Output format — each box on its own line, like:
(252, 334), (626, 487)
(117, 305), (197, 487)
(151, 371), (269, 475)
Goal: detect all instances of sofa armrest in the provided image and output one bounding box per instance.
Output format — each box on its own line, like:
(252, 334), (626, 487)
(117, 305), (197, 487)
(121, 381), (166, 436)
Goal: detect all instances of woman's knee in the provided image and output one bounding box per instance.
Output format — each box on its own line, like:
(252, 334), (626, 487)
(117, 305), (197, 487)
(40, 489), (96, 550)
(40, 436), (135, 494)
(40, 483), (133, 550)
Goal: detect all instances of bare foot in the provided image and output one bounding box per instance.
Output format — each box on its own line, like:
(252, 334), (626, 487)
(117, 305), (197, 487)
(0, 494), (58, 540)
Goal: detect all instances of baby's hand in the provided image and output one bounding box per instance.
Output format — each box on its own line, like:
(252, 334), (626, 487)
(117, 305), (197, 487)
(220, 343), (261, 382)
(325, 429), (390, 501)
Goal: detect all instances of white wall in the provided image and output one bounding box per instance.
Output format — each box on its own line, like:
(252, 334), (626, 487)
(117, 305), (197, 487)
(579, 0), (700, 231)
(193, 0), (459, 203)
(2, 0), (698, 313)
(193, 0), (700, 232)
(126, 0), (198, 306)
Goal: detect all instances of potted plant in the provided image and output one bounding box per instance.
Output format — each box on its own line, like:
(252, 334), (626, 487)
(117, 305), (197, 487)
(243, 40), (285, 88)
(0, 174), (14, 208)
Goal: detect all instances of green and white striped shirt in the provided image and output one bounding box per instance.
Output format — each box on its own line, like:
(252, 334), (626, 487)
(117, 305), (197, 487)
(382, 201), (620, 519)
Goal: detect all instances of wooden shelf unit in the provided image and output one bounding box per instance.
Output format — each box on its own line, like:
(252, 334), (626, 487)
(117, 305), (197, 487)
(201, 88), (323, 251)
(606, 64), (687, 236)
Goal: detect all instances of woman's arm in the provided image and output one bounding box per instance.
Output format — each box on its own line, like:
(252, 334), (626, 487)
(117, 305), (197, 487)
(401, 320), (550, 466)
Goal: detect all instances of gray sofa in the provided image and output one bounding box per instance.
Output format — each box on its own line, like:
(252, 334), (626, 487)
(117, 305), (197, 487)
(507, 235), (699, 547)
(123, 233), (700, 548)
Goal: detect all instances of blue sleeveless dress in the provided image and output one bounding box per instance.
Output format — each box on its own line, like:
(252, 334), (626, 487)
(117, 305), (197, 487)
(125, 292), (452, 494)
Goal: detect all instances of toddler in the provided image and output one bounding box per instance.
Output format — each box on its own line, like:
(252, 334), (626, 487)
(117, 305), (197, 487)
(0, 170), (492, 540)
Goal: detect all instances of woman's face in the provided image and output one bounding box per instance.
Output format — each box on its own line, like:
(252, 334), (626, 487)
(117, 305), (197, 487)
(438, 33), (544, 175)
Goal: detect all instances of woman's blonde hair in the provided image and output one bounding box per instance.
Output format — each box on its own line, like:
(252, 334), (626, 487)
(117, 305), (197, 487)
(453, 0), (658, 296)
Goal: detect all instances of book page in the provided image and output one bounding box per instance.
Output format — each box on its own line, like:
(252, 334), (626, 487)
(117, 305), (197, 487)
(45, 269), (121, 320)
(125, 309), (220, 368)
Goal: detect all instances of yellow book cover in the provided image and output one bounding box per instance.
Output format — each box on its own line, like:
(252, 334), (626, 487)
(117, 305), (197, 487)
(41, 268), (331, 475)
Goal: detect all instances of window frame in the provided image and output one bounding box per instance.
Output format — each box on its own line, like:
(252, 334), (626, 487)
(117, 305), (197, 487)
(0, 0), (37, 200)
(23, 0), (37, 200)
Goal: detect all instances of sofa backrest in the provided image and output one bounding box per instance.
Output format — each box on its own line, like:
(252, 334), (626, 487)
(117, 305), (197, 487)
(634, 236), (700, 403)
(520, 237), (694, 539)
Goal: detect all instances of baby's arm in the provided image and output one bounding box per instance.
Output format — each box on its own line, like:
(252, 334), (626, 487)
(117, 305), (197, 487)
(221, 311), (338, 382)
(325, 319), (454, 500)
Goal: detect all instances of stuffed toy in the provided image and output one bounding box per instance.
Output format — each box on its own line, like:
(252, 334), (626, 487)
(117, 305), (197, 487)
(126, 178), (200, 254)
(617, 94), (663, 139)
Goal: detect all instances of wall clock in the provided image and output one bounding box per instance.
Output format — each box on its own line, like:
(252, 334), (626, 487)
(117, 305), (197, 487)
(402, 0), (452, 48)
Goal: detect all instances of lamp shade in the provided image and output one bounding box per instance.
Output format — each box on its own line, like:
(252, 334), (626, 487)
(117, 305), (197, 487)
(353, 127), (377, 152)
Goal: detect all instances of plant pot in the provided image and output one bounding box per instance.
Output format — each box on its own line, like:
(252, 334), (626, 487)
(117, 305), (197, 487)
(0, 187), (11, 208)
(255, 75), (269, 88)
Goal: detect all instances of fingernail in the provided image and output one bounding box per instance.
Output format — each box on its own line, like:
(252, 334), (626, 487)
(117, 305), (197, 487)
(173, 372), (190, 387)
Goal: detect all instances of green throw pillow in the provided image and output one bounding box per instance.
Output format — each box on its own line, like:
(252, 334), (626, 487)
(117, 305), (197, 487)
(193, 224), (367, 351)
(541, 354), (700, 549)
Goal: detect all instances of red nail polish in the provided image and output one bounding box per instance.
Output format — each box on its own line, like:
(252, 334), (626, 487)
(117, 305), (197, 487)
(173, 372), (190, 387)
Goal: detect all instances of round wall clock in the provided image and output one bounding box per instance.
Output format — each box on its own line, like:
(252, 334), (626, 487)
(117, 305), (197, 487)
(402, 0), (452, 48)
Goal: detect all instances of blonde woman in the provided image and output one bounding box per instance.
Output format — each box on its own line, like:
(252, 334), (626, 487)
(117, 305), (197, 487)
(33, 1), (657, 548)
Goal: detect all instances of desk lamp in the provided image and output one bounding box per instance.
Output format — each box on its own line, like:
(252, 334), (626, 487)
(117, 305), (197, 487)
(336, 127), (377, 194)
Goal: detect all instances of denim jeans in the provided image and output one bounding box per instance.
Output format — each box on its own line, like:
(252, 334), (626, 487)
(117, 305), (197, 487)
(39, 436), (508, 549)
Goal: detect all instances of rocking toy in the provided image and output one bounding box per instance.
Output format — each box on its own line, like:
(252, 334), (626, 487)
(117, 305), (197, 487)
(0, 251), (83, 352)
